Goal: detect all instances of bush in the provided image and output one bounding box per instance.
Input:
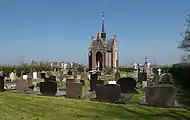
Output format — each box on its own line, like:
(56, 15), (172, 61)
(170, 63), (190, 89)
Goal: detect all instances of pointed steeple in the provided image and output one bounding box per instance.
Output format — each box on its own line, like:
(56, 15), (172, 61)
(101, 12), (106, 39)
(101, 12), (105, 33)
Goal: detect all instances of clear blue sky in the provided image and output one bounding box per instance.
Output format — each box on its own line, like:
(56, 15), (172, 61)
(0, 0), (189, 65)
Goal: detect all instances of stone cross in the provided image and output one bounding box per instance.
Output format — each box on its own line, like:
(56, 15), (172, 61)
(158, 68), (161, 76)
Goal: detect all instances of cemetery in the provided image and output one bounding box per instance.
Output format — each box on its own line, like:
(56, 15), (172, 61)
(0, 61), (190, 120)
(0, 6), (190, 120)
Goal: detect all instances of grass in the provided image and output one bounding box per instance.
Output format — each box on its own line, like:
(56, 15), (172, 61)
(1, 72), (190, 120)
(0, 92), (190, 120)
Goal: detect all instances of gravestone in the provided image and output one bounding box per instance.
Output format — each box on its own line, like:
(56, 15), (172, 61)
(95, 84), (121, 103)
(142, 81), (148, 88)
(23, 74), (28, 80)
(159, 73), (172, 84)
(16, 72), (21, 77)
(33, 72), (38, 79)
(90, 80), (104, 91)
(68, 70), (72, 75)
(66, 82), (83, 99)
(39, 82), (57, 96)
(27, 77), (33, 86)
(0, 76), (5, 92)
(66, 76), (75, 83)
(138, 72), (147, 82)
(144, 86), (176, 107)
(16, 79), (28, 93)
(152, 74), (160, 85)
(40, 72), (46, 79)
(9, 72), (16, 82)
(117, 77), (137, 93)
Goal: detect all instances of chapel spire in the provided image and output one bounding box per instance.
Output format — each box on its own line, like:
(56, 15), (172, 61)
(101, 12), (106, 39)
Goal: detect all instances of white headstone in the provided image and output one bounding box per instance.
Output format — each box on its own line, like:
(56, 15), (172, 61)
(108, 81), (116, 84)
(33, 72), (37, 79)
(9, 72), (16, 82)
(61, 63), (64, 68)
(158, 68), (161, 75)
(23, 75), (28, 80)
(134, 63), (137, 69)
(64, 63), (67, 69)
(50, 62), (53, 67)
(70, 62), (73, 68)
(147, 62), (151, 68)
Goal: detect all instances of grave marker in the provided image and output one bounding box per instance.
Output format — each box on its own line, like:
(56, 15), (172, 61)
(117, 77), (137, 93)
(66, 82), (83, 99)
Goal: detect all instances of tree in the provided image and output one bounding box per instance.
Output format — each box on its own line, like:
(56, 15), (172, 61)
(179, 13), (190, 62)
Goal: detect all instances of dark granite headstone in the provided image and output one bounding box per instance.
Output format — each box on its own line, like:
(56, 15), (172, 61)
(90, 80), (104, 91)
(0, 76), (5, 92)
(159, 73), (172, 84)
(95, 84), (121, 103)
(117, 77), (137, 93)
(40, 73), (46, 79)
(39, 82), (57, 96)
(68, 70), (72, 75)
(138, 72), (147, 82)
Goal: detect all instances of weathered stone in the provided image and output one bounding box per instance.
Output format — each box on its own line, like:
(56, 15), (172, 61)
(159, 73), (172, 84)
(145, 86), (176, 107)
(16, 79), (28, 93)
(66, 82), (82, 99)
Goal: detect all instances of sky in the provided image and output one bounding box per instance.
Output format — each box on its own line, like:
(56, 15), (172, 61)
(0, 0), (190, 66)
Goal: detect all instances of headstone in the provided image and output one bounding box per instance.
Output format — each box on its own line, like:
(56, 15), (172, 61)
(16, 79), (28, 93)
(40, 72), (46, 79)
(66, 82), (83, 99)
(39, 82), (57, 96)
(9, 72), (16, 82)
(145, 86), (176, 107)
(95, 84), (121, 103)
(90, 80), (104, 91)
(158, 68), (161, 75)
(22, 75), (28, 80)
(0, 76), (5, 92)
(117, 77), (137, 93)
(159, 73), (172, 84)
(66, 76), (75, 83)
(27, 77), (33, 86)
(142, 81), (148, 88)
(138, 72), (147, 82)
(33, 72), (38, 79)
(68, 70), (72, 75)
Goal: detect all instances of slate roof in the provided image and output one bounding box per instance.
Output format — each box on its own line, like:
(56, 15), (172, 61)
(106, 39), (114, 52)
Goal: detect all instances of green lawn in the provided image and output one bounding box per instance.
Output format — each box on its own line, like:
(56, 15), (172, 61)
(0, 92), (190, 120)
